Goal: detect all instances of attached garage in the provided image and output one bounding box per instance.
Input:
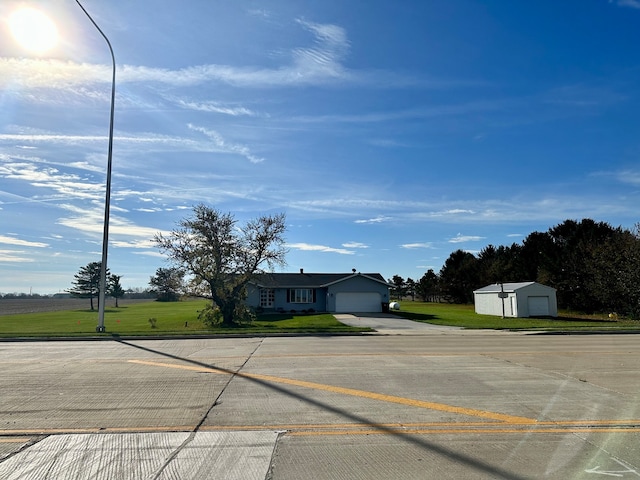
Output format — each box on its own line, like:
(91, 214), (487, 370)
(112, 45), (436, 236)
(473, 282), (557, 318)
(335, 292), (382, 313)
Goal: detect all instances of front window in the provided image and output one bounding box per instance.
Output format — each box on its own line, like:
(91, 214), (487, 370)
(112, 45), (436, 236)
(288, 288), (315, 303)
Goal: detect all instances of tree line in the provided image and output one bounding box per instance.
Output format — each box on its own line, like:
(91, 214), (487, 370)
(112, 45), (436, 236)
(391, 219), (640, 319)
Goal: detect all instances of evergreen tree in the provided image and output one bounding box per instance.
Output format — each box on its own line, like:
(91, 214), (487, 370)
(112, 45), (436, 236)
(109, 274), (125, 308)
(68, 262), (109, 310)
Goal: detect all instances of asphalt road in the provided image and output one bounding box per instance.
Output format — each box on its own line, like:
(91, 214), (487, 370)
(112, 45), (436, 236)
(1, 325), (639, 479)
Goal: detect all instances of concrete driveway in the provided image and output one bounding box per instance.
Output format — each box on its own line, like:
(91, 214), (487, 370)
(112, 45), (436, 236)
(334, 313), (466, 335)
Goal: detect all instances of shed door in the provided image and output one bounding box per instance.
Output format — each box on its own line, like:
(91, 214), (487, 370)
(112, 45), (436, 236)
(527, 296), (550, 317)
(335, 292), (381, 313)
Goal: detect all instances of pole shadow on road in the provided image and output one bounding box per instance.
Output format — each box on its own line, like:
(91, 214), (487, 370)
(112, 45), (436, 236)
(115, 338), (526, 480)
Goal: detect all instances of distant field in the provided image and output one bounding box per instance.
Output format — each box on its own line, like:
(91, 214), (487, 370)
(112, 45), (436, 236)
(0, 298), (153, 316)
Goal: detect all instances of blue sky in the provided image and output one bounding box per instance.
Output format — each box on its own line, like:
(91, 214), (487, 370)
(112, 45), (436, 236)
(1, 0), (640, 294)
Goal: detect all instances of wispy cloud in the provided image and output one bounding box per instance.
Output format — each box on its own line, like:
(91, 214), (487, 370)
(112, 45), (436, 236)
(287, 242), (355, 255)
(354, 216), (392, 224)
(342, 242), (369, 249)
(615, 169), (640, 186)
(401, 242), (433, 249)
(188, 124), (264, 163)
(177, 100), (260, 117)
(0, 250), (34, 263)
(293, 19), (350, 80)
(613, 0), (640, 9)
(0, 161), (103, 201)
(0, 235), (48, 248)
(449, 233), (485, 243)
(56, 204), (164, 247)
(0, 18), (354, 91)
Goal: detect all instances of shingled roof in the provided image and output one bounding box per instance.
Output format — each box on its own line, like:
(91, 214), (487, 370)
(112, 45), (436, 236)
(250, 272), (388, 288)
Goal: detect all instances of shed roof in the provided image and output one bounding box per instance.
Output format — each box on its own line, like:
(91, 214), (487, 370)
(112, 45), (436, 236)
(251, 272), (389, 288)
(473, 282), (556, 293)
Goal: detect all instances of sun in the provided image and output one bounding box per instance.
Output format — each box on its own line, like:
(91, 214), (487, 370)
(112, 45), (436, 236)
(9, 7), (59, 54)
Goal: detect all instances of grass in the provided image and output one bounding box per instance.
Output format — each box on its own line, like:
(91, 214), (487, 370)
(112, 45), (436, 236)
(2, 298), (638, 337)
(393, 301), (640, 331)
(0, 299), (370, 337)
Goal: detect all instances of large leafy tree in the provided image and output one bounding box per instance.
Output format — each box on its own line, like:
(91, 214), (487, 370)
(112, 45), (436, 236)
(149, 267), (185, 302)
(154, 205), (287, 326)
(68, 262), (109, 310)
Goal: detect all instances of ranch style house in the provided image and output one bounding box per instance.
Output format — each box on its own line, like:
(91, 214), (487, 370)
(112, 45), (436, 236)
(245, 270), (392, 313)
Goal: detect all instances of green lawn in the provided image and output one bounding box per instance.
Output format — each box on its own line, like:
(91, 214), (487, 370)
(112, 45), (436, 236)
(0, 299), (370, 337)
(393, 301), (640, 331)
(2, 299), (637, 337)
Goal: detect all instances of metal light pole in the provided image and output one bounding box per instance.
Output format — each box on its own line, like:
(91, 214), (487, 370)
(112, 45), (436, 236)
(75, 1), (116, 333)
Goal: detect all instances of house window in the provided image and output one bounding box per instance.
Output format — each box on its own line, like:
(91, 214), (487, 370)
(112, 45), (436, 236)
(287, 288), (316, 304)
(260, 289), (274, 308)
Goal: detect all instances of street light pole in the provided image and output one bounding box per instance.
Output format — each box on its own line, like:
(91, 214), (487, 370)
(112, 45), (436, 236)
(75, 1), (115, 333)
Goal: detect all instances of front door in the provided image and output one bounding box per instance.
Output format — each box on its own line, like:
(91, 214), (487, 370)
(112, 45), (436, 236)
(260, 289), (274, 308)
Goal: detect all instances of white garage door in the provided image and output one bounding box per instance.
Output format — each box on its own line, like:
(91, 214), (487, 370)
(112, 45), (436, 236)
(335, 292), (382, 313)
(527, 296), (550, 317)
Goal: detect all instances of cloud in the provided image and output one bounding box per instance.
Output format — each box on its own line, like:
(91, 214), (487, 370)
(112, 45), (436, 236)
(613, 0), (640, 9)
(0, 130), (270, 170)
(0, 250), (34, 263)
(56, 204), (165, 247)
(449, 234), (486, 243)
(132, 251), (165, 258)
(354, 216), (392, 224)
(0, 235), (48, 248)
(0, 19), (354, 91)
(176, 100), (259, 117)
(287, 242), (355, 255)
(615, 169), (640, 186)
(292, 19), (350, 80)
(188, 124), (265, 163)
(0, 161), (103, 201)
(401, 243), (433, 249)
(342, 242), (369, 249)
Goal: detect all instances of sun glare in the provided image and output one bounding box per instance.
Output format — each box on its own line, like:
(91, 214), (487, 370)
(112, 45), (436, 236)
(9, 7), (59, 54)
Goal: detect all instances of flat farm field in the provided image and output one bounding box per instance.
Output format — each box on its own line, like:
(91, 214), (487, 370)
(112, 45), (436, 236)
(0, 298), (152, 316)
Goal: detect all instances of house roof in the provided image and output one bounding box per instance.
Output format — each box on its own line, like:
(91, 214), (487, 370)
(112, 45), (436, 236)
(250, 272), (389, 288)
(473, 282), (556, 293)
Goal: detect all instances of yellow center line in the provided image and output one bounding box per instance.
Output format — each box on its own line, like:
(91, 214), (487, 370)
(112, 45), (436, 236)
(128, 359), (536, 424)
(0, 437), (32, 443)
(287, 426), (640, 436)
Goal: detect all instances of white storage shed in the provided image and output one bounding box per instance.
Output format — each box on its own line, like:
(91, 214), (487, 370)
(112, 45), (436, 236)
(473, 282), (558, 318)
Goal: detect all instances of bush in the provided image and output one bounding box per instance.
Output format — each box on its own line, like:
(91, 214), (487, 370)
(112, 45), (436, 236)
(197, 304), (256, 327)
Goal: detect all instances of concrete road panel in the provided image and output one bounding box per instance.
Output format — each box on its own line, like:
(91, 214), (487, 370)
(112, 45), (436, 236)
(1, 333), (639, 479)
(0, 431), (280, 480)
